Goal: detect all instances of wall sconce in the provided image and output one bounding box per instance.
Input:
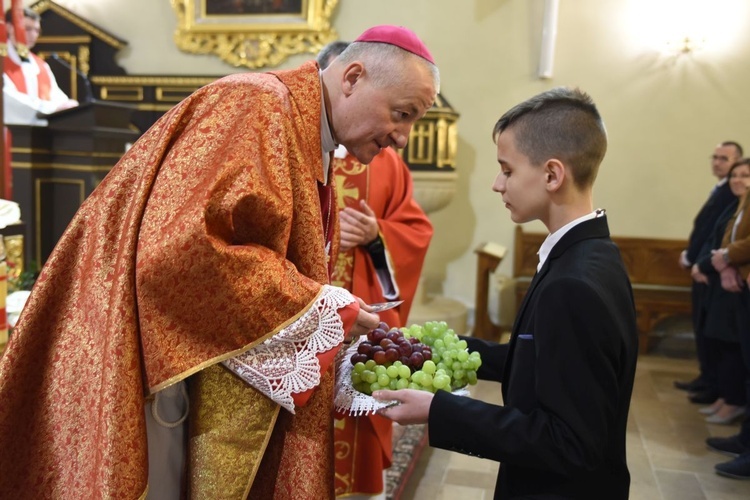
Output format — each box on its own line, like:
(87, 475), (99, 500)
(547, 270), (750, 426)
(627, 0), (746, 57)
(666, 36), (706, 55)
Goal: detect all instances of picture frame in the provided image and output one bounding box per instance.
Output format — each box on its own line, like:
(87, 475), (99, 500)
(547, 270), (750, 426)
(171, 0), (338, 69)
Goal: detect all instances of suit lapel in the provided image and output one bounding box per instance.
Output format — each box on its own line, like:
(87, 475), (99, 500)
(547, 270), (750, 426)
(501, 216), (611, 391)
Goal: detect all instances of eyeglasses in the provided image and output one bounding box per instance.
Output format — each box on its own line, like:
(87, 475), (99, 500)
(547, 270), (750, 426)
(711, 155), (731, 162)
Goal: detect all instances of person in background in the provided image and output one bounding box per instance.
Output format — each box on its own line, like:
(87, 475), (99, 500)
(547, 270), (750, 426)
(0, 25), (439, 499)
(675, 141), (744, 404)
(376, 87), (638, 499)
(705, 159), (750, 480)
(691, 159), (750, 425)
(318, 40), (434, 499)
(2, 7), (78, 124)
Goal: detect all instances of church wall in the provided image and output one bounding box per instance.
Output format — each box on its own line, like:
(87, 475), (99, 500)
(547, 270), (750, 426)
(38, 0), (750, 322)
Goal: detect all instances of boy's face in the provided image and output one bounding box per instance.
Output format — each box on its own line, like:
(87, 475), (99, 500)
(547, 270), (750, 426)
(492, 128), (549, 224)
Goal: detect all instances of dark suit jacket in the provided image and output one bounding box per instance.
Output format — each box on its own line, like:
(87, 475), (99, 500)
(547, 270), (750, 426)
(687, 181), (735, 265)
(429, 216), (638, 499)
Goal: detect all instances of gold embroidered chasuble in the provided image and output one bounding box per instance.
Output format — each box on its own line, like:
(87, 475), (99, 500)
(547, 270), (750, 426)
(0, 61), (341, 499)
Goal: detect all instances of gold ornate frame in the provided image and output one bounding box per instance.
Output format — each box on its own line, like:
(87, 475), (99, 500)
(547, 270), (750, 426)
(171, 0), (338, 69)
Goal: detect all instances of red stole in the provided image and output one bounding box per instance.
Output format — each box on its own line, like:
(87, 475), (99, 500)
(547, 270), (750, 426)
(4, 52), (52, 100)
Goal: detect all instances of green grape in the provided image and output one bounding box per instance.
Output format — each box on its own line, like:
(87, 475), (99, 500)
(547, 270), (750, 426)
(365, 359), (377, 370)
(422, 360), (437, 375)
(420, 373), (433, 388)
(351, 373), (362, 384)
(389, 379), (398, 389)
(370, 382), (382, 393)
(452, 361), (462, 371)
(362, 370), (377, 384)
(377, 373), (390, 387)
(398, 365), (411, 379)
(358, 383), (371, 395)
(396, 378), (409, 389)
(433, 339), (445, 350)
(386, 365), (399, 378)
(467, 371), (478, 385)
(412, 371), (426, 385)
(457, 351), (469, 362)
(375, 365), (387, 376)
(432, 374), (449, 390)
(354, 362), (367, 374)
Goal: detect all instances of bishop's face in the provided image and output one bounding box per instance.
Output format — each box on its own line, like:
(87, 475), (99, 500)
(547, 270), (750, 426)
(333, 58), (436, 165)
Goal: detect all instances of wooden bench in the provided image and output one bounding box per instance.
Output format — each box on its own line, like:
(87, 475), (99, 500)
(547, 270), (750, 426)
(512, 226), (691, 354)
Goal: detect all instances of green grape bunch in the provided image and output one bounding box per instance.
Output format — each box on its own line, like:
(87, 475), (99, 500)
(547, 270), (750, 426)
(349, 320), (482, 395)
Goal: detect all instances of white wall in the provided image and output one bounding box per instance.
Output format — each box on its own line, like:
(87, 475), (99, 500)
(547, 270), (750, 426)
(34, 0), (750, 317)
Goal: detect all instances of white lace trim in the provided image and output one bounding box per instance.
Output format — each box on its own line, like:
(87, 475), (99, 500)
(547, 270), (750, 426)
(222, 285), (356, 414)
(334, 338), (398, 416)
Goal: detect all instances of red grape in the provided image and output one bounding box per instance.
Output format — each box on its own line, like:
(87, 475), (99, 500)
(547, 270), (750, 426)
(385, 348), (399, 363)
(357, 342), (373, 355)
(409, 351), (424, 369)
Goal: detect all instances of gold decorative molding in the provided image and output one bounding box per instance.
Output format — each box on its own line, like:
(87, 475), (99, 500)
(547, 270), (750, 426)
(5, 235), (24, 287)
(32, 0), (126, 49)
(170, 0), (338, 69)
(91, 76), (218, 86)
(13, 162), (116, 173)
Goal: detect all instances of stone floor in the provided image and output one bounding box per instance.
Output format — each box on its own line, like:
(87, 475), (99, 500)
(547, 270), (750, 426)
(398, 321), (750, 499)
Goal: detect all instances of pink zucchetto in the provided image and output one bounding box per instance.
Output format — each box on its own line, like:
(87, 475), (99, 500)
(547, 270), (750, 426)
(354, 25), (435, 64)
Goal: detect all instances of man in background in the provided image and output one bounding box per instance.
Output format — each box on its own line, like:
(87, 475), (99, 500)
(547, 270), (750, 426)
(676, 141), (743, 404)
(318, 40), (434, 499)
(3, 7), (78, 124)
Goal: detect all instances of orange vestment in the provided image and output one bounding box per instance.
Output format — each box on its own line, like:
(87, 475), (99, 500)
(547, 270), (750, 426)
(332, 148), (433, 496)
(0, 61), (347, 499)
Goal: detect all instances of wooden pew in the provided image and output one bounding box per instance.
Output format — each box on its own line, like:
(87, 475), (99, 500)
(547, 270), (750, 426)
(512, 226), (692, 354)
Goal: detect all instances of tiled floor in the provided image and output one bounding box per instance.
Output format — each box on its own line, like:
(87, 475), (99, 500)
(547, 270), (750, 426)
(399, 336), (750, 499)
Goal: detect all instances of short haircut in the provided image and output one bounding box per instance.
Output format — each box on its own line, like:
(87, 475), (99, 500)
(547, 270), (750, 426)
(493, 87), (607, 189)
(333, 41), (440, 92)
(4, 8), (39, 24)
(317, 41), (350, 70)
(721, 141), (744, 159)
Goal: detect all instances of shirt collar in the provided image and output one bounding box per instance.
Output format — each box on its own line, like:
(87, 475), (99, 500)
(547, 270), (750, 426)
(319, 71), (336, 185)
(537, 209), (605, 271)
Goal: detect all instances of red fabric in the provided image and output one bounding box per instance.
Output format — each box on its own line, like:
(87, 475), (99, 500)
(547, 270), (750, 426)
(332, 147), (433, 496)
(350, 147), (433, 326)
(3, 53), (52, 100)
(10, 1), (25, 48)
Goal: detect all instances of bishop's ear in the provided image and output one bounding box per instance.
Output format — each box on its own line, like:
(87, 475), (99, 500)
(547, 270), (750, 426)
(341, 62), (365, 96)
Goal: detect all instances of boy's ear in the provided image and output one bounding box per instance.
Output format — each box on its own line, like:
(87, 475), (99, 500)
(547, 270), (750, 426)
(544, 159), (566, 192)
